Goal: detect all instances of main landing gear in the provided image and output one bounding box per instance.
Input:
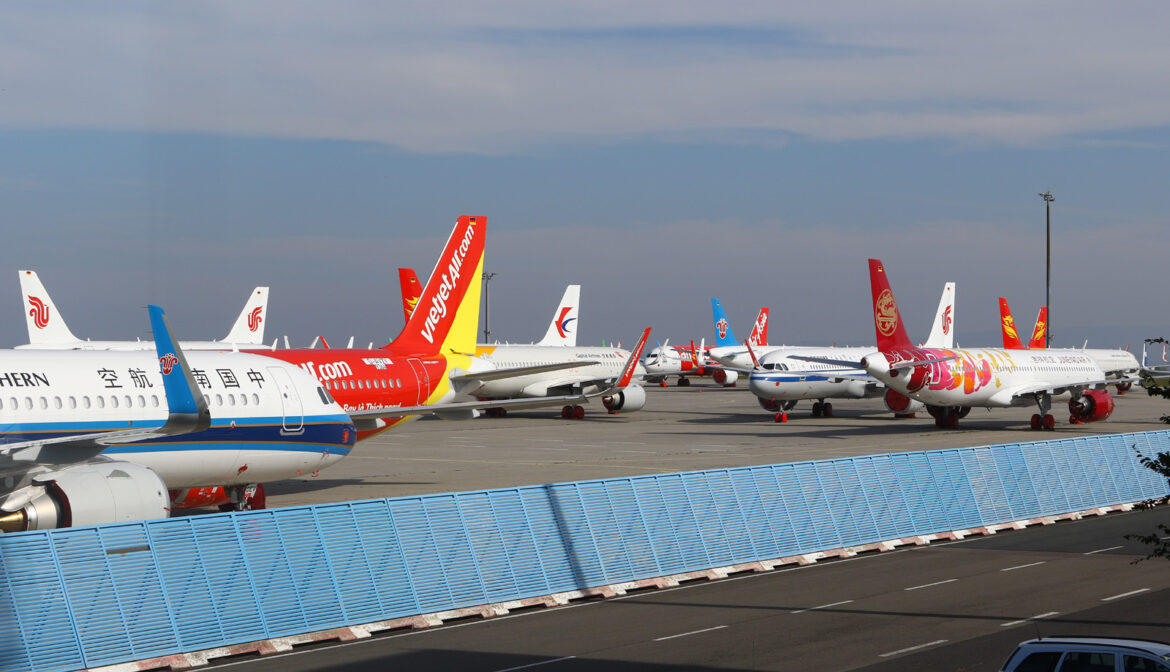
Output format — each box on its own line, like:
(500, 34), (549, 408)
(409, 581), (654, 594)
(811, 400), (833, 418)
(561, 404), (586, 420)
(927, 405), (972, 429)
(677, 377), (691, 387)
(218, 483), (266, 512)
(1029, 393), (1056, 431)
(484, 407), (508, 418)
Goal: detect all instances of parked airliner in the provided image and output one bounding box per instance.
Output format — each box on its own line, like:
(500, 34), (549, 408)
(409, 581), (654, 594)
(0, 305), (353, 531)
(17, 270), (269, 350)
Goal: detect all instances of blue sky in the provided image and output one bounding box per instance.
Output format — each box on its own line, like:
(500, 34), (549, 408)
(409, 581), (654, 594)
(1, 3), (1167, 352)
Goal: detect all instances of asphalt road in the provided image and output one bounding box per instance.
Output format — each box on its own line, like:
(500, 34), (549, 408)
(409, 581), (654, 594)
(209, 501), (1170, 671)
(264, 384), (1170, 508)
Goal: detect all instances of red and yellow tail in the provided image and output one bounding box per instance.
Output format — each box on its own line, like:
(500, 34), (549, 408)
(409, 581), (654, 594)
(998, 297), (1027, 349)
(389, 216), (485, 356)
(1028, 307), (1047, 349)
(398, 267), (422, 322)
(868, 259), (913, 351)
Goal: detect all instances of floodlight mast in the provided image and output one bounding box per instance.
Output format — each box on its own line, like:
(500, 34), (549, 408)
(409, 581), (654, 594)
(1039, 191), (1054, 348)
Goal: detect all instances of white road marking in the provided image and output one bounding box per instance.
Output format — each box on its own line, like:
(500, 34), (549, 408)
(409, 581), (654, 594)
(904, 579), (958, 591)
(1102, 588), (1150, 601)
(1083, 546), (1123, 555)
(654, 625), (728, 641)
(524, 438), (564, 442)
(879, 640), (948, 658)
(1001, 612), (1059, 627)
(791, 600), (854, 614)
(494, 656), (577, 671)
(614, 450), (657, 454)
(1001, 562), (1047, 572)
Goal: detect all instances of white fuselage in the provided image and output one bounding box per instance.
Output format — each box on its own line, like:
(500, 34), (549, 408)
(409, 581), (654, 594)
(472, 345), (642, 398)
(748, 346), (880, 401)
(0, 350), (354, 488)
(15, 339), (263, 351)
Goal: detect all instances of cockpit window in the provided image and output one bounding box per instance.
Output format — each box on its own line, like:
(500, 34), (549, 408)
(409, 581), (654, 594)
(317, 387), (335, 405)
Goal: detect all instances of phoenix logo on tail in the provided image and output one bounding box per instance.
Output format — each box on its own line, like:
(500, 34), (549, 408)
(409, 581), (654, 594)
(875, 289), (898, 337)
(28, 296), (50, 329)
(941, 305), (952, 335)
(247, 306), (263, 332)
(1002, 313), (1019, 341)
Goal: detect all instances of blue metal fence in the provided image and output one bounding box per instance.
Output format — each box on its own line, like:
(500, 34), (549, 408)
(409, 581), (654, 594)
(2, 430), (1168, 671)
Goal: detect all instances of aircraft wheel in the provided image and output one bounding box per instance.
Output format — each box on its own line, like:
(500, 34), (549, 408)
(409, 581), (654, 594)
(944, 411), (959, 429)
(678, 378), (691, 387)
(497, 408), (507, 418)
(1042, 414), (1055, 431)
(822, 403), (834, 418)
(573, 405), (586, 420)
(811, 402), (823, 417)
(935, 413), (946, 429)
(561, 405), (572, 419)
(1030, 414), (1042, 430)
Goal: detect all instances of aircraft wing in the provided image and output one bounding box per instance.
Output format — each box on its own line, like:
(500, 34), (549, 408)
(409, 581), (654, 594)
(994, 374), (1141, 405)
(449, 360), (598, 384)
(345, 391), (603, 420)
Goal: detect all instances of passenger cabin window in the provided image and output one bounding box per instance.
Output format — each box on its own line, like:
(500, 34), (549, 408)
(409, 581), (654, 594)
(151, 395), (160, 407)
(83, 396), (92, 409)
(68, 396), (77, 409)
(54, 396), (62, 410)
(251, 393), (260, 405)
(110, 396), (119, 409)
(96, 396), (105, 409)
(137, 395), (145, 407)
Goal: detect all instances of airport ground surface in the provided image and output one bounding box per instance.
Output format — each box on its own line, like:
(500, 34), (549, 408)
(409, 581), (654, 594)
(266, 384), (1170, 508)
(207, 385), (1170, 671)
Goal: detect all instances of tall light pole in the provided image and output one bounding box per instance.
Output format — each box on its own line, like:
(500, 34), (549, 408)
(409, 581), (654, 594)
(1039, 191), (1054, 348)
(482, 272), (497, 342)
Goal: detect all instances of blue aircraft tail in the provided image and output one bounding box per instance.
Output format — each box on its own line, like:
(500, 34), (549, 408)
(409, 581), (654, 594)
(710, 298), (736, 347)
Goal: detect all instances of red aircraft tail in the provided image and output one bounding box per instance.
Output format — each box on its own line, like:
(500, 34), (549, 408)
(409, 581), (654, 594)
(868, 259), (914, 351)
(998, 298), (1027, 349)
(389, 216), (486, 355)
(398, 268), (422, 323)
(748, 307), (769, 347)
(1028, 307), (1048, 349)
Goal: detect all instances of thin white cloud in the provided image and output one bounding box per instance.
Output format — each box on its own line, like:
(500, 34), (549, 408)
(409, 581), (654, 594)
(1, 2), (1169, 153)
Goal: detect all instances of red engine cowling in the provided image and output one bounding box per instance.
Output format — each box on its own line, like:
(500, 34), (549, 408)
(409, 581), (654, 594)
(602, 384), (647, 413)
(711, 369), (739, 386)
(0, 460), (169, 532)
(758, 397), (780, 412)
(883, 389), (924, 415)
(1069, 389), (1114, 423)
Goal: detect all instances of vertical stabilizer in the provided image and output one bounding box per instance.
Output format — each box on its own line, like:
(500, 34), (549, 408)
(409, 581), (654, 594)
(748, 307), (769, 347)
(18, 270), (81, 345)
(222, 287), (269, 345)
(998, 298), (1027, 349)
(537, 285), (580, 346)
(710, 298), (736, 347)
(398, 268), (423, 323)
(868, 259), (914, 351)
(1027, 307), (1048, 349)
(389, 216), (486, 355)
(922, 283), (955, 348)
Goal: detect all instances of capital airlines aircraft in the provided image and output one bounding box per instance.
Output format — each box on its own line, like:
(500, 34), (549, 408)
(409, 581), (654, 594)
(0, 305), (354, 531)
(744, 283), (955, 421)
(998, 297), (1139, 393)
(18, 270), (269, 350)
(841, 259), (1124, 430)
(253, 217), (649, 437)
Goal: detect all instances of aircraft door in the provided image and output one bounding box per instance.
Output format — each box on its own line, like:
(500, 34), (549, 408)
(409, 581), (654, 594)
(267, 366), (305, 433)
(407, 358), (430, 405)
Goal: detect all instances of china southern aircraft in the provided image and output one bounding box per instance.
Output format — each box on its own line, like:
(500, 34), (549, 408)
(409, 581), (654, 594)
(17, 269), (269, 350)
(0, 305), (353, 532)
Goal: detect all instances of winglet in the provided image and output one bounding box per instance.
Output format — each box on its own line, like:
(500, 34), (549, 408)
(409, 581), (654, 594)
(18, 269), (81, 344)
(711, 298), (736, 347)
(1027, 306), (1048, 349)
(148, 305), (211, 433)
(998, 297), (1027, 349)
(222, 287), (269, 345)
(868, 259), (913, 351)
(617, 328), (652, 388)
(537, 285), (580, 346)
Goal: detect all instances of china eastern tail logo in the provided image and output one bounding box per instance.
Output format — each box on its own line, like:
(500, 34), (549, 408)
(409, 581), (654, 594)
(875, 289), (898, 337)
(28, 296), (50, 329)
(159, 353), (178, 375)
(555, 307), (576, 338)
(941, 305), (952, 335)
(247, 306), (263, 332)
(715, 318), (729, 339)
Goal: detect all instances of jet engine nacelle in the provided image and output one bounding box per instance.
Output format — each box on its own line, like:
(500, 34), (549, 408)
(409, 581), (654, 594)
(757, 397), (780, 412)
(883, 389), (925, 415)
(711, 369), (739, 386)
(1069, 389), (1114, 423)
(602, 384), (647, 413)
(0, 461), (169, 532)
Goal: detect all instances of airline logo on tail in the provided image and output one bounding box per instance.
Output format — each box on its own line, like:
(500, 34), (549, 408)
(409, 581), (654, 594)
(159, 352), (178, 375)
(420, 218), (479, 345)
(247, 306), (263, 332)
(1002, 314), (1019, 341)
(875, 289), (898, 337)
(749, 308), (768, 346)
(28, 296), (50, 329)
(941, 305), (952, 335)
(1030, 319), (1046, 348)
(716, 318), (729, 339)
(555, 307), (576, 338)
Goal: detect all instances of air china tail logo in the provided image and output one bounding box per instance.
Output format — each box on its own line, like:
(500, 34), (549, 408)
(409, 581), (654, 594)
(420, 219), (478, 345)
(1002, 315), (1019, 340)
(159, 353), (178, 375)
(941, 305), (952, 335)
(555, 306), (576, 338)
(247, 306), (263, 332)
(875, 289), (898, 337)
(28, 296), (50, 329)
(716, 318), (729, 339)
